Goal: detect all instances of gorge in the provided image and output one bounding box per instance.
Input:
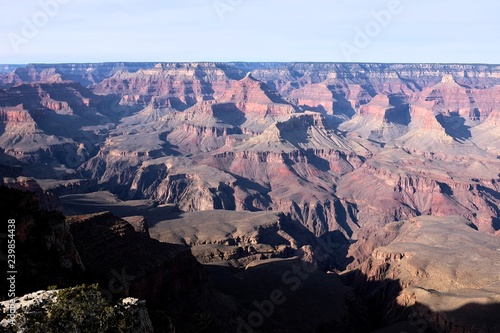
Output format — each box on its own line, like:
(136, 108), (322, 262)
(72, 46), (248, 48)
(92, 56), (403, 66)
(1, 62), (500, 332)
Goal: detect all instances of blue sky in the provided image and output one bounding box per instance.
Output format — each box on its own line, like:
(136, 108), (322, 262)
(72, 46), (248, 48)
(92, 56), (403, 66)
(0, 0), (498, 64)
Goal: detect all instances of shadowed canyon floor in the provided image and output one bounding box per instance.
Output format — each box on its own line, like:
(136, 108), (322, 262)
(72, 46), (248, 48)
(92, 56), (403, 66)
(1, 62), (500, 332)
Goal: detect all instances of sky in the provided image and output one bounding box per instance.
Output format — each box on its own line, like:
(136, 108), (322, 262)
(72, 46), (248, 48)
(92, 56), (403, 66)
(0, 0), (499, 64)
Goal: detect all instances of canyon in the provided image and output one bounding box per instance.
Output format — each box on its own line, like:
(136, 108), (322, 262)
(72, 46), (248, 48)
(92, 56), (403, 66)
(1, 62), (500, 332)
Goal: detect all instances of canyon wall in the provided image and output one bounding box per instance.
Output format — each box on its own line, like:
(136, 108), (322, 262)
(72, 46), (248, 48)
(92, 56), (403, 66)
(1, 62), (499, 238)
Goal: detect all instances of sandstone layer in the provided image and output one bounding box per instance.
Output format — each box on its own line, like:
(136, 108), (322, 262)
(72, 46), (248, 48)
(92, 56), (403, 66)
(1, 62), (500, 238)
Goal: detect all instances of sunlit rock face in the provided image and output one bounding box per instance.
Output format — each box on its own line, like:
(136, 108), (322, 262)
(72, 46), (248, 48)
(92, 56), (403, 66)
(1, 62), (500, 238)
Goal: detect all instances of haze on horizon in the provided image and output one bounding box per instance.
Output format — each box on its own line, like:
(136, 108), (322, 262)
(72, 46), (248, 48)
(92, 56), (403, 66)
(0, 0), (499, 65)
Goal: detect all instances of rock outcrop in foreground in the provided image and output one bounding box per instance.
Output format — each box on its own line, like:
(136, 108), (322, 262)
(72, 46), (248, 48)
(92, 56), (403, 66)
(0, 187), (210, 332)
(0, 287), (153, 333)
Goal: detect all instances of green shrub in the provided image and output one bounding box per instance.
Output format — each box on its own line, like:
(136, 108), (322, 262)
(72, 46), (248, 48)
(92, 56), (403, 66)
(15, 284), (146, 333)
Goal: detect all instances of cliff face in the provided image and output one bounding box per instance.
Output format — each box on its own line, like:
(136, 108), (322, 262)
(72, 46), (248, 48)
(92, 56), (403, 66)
(66, 212), (208, 308)
(0, 81), (123, 169)
(336, 148), (500, 234)
(0, 105), (33, 123)
(0, 187), (84, 298)
(345, 215), (500, 333)
(1, 176), (62, 211)
(0, 186), (210, 330)
(148, 209), (329, 268)
(1, 62), (500, 238)
(0, 63), (160, 87)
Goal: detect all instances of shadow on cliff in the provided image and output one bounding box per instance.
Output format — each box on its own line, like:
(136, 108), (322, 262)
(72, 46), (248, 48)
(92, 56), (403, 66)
(340, 269), (409, 332)
(203, 262), (456, 333)
(212, 103), (247, 127)
(329, 89), (356, 119)
(159, 131), (182, 156)
(4, 187), (500, 332)
(435, 113), (472, 141)
(0, 186), (85, 300)
(432, 301), (500, 333)
(386, 94), (411, 126)
(340, 269), (500, 333)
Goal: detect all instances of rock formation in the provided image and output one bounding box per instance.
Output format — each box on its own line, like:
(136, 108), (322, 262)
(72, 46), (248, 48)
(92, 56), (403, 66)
(0, 186), (83, 298)
(345, 215), (500, 333)
(2, 62), (500, 332)
(66, 211), (208, 309)
(0, 289), (154, 333)
(2, 62), (499, 237)
(149, 210), (323, 267)
(0, 187), (211, 332)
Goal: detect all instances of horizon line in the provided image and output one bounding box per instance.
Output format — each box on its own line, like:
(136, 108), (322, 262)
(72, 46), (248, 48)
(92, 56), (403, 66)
(2, 61), (500, 67)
